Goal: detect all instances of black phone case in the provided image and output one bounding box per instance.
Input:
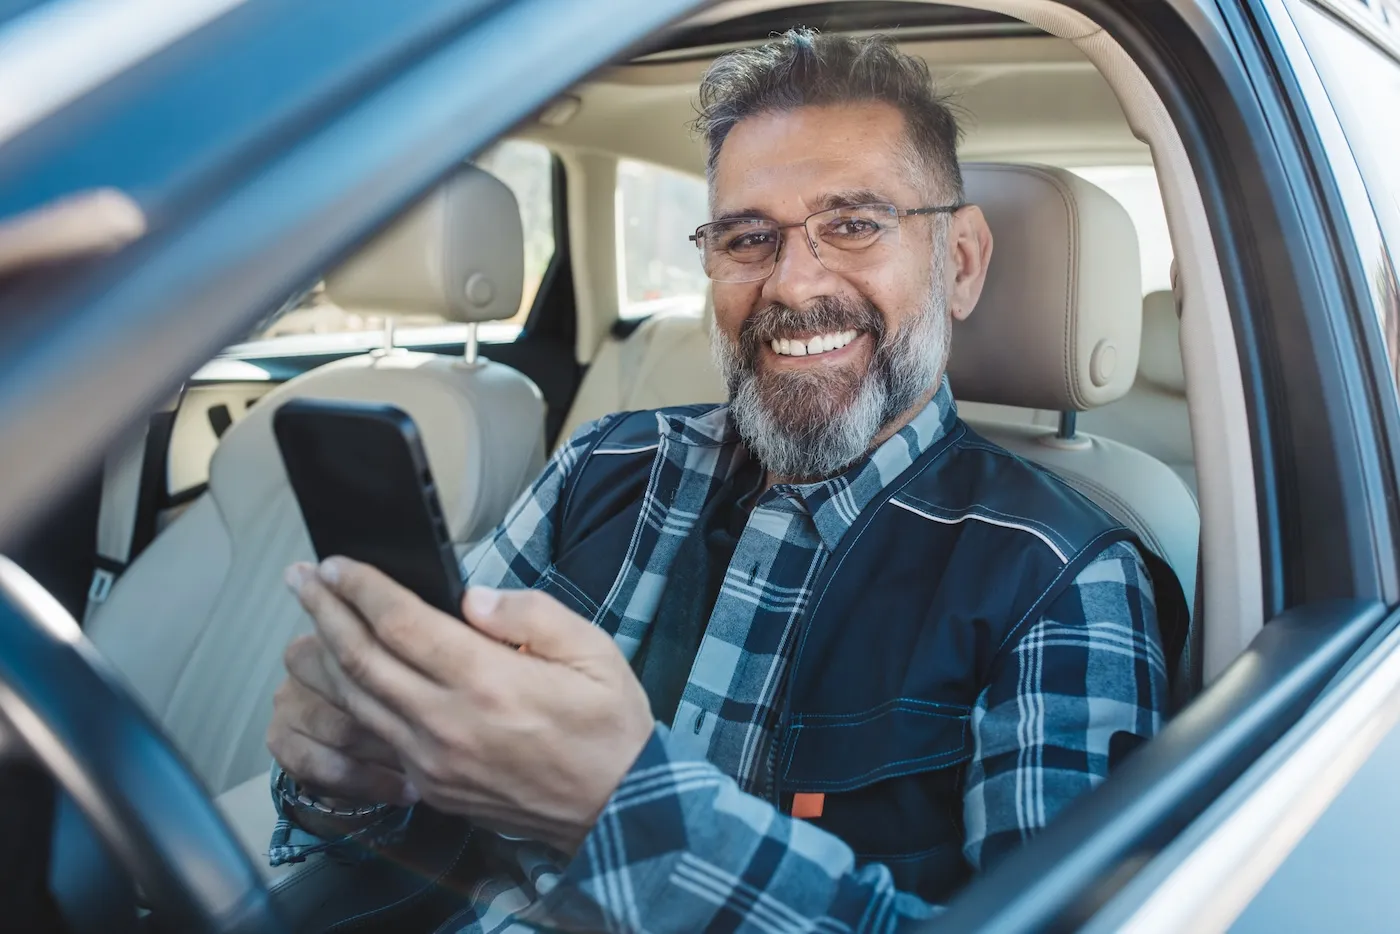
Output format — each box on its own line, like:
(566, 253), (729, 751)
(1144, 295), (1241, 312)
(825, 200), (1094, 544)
(273, 398), (465, 618)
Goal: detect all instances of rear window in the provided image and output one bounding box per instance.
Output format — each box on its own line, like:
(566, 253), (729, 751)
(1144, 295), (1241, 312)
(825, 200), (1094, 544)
(616, 158), (710, 319)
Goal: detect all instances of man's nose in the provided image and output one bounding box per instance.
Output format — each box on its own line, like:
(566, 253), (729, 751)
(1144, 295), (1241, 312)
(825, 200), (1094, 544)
(761, 225), (841, 310)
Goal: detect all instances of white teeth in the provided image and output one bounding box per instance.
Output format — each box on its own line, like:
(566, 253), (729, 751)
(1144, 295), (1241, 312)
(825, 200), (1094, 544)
(770, 329), (860, 357)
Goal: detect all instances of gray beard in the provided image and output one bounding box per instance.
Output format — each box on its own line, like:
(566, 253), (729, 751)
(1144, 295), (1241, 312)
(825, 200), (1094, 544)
(712, 287), (949, 482)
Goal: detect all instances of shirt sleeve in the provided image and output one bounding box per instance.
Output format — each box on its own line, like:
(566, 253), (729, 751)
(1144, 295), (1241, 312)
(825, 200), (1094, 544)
(267, 415), (621, 867)
(962, 539), (1168, 870)
(524, 540), (1168, 932)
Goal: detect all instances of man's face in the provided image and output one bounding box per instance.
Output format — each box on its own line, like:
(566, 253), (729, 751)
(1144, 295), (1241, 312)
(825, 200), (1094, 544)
(708, 102), (972, 481)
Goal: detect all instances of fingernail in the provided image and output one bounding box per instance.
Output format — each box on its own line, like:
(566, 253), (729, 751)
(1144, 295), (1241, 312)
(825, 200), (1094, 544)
(465, 587), (500, 618)
(284, 563), (312, 591)
(399, 782), (421, 806)
(318, 558), (342, 586)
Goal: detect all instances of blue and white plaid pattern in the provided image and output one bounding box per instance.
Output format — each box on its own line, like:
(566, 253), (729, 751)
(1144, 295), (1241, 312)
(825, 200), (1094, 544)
(270, 380), (1167, 931)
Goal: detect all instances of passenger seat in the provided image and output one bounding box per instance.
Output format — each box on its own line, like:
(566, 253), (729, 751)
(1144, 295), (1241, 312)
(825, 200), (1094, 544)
(86, 165), (546, 797)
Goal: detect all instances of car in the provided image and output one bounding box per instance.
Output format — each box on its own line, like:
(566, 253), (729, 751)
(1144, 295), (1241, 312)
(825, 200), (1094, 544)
(1, 0), (1399, 931)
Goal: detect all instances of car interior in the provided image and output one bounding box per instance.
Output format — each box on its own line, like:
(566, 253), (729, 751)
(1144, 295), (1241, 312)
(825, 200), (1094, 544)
(8, 0), (1272, 911)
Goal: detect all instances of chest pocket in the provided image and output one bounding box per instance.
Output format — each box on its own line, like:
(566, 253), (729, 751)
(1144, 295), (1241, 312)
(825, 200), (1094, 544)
(779, 699), (975, 903)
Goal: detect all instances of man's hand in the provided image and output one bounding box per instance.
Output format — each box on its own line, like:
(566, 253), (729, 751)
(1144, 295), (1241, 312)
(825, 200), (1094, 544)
(266, 633), (420, 807)
(281, 558), (655, 856)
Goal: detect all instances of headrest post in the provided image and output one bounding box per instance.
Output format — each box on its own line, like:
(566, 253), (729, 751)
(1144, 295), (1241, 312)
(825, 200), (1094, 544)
(1057, 411), (1078, 441)
(463, 322), (479, 365)
(381, 316), (396, 353)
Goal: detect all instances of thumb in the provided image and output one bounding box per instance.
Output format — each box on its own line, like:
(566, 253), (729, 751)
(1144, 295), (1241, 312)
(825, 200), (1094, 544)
(462, 587), (610, 664)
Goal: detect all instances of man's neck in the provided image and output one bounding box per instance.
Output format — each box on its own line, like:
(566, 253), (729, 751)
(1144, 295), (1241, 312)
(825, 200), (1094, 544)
(762, 385), (939, 492)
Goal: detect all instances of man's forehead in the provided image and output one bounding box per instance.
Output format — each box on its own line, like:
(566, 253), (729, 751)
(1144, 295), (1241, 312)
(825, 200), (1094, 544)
(711, 104), (916, 214)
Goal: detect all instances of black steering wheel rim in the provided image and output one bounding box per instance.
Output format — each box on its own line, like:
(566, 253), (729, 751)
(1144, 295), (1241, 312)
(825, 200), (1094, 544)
(0, 557), (281, 933)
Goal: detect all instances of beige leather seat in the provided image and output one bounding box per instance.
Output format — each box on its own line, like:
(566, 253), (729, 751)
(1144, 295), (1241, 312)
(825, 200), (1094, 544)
(1078, 289), (1194, 492)
(87, 165), (546, 803)
(946, 165), (1197, 617)
(558, 305), (725, 441)
(561, 163), (1198, 620)
(960, 289), (1196, 496)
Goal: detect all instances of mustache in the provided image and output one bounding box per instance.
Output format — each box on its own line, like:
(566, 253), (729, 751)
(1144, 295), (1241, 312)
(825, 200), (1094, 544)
(735, 296), (886, 365)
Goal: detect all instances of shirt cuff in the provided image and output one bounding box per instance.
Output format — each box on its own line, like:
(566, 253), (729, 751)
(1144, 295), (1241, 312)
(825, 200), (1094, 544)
(266, 763), (413, 866)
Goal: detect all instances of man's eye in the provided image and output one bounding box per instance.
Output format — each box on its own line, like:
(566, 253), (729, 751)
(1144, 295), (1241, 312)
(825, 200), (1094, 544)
(827, 218), (880, 238)
(726, 230), (776, 252)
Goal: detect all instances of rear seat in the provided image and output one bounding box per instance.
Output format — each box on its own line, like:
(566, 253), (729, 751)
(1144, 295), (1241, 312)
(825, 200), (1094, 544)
(558, 306), (725, 440)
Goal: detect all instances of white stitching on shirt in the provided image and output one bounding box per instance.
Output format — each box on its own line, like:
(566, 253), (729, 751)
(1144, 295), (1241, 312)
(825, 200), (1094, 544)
(889, 498), (1070, 563)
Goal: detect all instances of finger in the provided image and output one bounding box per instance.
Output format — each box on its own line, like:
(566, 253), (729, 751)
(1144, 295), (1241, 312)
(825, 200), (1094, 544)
(275, 677), (401, 768)
(462, 587), (615, 665)
(283, 634), (348, 709)
(288, 565), (434, 744)
(268, 727), (419, 807)
(316, 557), (494, 685)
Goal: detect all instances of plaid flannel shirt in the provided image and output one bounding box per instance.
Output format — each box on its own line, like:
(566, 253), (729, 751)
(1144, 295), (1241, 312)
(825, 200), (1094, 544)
(270, 379), (1168, 932)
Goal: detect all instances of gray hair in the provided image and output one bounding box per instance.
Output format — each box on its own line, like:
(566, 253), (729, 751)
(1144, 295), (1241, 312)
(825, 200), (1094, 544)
(694, 27), (964, 202)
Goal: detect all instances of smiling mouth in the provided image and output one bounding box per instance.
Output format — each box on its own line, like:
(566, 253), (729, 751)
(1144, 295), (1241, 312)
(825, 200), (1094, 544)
(769, 329), (860, 358)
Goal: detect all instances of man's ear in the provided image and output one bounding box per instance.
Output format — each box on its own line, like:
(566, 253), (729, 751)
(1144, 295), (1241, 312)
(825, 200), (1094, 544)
(946, 205), (993, 322)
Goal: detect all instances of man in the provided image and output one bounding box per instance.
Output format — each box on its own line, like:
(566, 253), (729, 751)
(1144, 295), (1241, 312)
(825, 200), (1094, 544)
(266, 28), (1176, 931)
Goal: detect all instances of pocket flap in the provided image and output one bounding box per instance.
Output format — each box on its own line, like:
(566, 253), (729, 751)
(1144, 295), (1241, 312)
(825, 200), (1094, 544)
(780, 699), (973, 793)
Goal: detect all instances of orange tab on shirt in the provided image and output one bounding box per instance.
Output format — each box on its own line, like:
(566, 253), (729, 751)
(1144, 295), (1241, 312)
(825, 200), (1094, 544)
(791, 793), (825, 819)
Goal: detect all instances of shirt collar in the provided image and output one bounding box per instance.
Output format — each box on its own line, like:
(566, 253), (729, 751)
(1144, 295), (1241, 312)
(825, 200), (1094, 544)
(663, 377), (959, 552)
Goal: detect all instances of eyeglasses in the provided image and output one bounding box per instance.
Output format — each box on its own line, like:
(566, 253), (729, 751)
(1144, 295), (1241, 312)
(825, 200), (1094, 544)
(688, 202), (964, 283)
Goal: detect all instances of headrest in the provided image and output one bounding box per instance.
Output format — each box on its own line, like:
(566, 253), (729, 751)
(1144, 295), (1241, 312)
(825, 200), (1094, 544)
(1138, 289), (1185, 393)
(946, 164), (1142, 411)
(324, 165), (523, 324)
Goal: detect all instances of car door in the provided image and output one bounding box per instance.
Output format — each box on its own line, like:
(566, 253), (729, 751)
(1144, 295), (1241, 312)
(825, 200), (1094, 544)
(1163, 2), (1400, 930)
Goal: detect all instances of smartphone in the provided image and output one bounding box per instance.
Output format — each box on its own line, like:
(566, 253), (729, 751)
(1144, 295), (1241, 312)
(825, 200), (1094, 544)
(273, 398), (464, 618)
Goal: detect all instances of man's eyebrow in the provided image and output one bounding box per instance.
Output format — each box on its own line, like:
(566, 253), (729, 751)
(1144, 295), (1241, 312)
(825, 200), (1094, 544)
(710, 208), (772, 223)
(814, 188), (892, 211)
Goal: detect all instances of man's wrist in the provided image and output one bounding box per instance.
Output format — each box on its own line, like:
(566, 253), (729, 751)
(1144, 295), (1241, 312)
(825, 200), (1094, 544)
(273, 766), (396, 836)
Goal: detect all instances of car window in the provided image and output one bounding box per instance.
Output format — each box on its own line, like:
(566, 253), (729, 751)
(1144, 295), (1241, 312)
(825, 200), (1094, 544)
(1067, 165), (1175, 295)
(617, 158), (711, 319)
(255, 139), (555, 342)
(1290, 1), (1400, 228)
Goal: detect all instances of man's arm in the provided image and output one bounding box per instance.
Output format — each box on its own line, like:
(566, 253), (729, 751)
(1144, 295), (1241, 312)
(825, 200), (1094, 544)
(963, 539), (1168, 870)
(529, 541), (1168, 932)
(266, 414), (621, 866)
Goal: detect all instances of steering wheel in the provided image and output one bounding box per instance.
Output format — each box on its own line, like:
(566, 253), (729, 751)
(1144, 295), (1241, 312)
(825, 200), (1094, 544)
(0, 557), (281, 933)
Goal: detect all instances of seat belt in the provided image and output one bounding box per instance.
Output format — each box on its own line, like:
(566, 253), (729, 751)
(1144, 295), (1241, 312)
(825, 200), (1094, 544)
(83, 425), (148, 623)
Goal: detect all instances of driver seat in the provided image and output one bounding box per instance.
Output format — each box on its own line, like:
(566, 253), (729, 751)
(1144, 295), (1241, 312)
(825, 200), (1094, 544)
(85, 166), (546, 800)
